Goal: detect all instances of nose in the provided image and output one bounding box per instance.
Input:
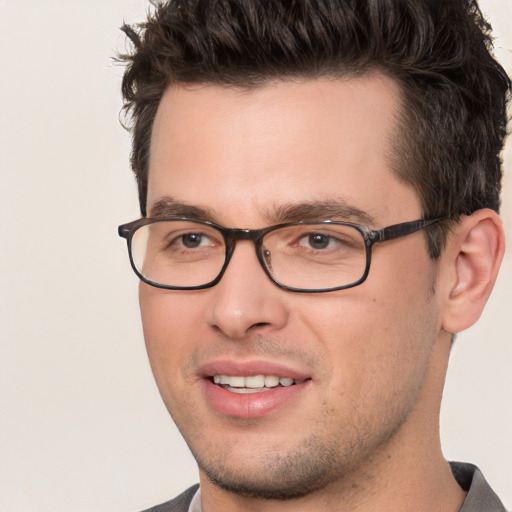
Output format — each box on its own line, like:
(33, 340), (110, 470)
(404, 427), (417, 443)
(205, 240), (290, 339)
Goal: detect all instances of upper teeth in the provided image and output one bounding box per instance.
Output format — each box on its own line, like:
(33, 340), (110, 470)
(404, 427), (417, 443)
(213, 375), (295, 388)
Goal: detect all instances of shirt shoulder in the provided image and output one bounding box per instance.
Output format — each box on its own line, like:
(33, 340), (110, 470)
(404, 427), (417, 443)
(451, 462), (508, 512)
(139, 484), (200, 512)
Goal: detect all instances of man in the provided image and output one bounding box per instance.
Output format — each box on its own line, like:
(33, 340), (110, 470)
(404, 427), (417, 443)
(117, 1), (510, 510)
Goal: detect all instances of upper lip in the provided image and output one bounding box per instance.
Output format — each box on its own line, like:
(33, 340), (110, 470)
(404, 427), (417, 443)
(199, 359), (311, 381)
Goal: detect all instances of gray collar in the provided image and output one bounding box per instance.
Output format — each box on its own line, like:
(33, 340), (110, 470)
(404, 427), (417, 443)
(451, 462), (507, 512)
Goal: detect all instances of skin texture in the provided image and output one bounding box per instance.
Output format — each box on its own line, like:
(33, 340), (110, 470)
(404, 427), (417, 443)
(139, 76), (503, 511)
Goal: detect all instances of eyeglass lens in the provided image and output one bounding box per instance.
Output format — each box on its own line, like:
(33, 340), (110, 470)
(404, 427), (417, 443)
(130, 220), (368, 290)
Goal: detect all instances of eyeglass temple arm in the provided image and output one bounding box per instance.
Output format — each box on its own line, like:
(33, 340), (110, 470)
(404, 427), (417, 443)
(374, 218), (446, 243)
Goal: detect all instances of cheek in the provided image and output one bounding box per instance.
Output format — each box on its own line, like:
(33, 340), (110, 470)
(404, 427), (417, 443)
(138, 285), (204, 388)
(297, 251), (439, 395)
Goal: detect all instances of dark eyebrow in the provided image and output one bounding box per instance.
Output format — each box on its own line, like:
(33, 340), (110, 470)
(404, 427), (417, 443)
(149, 196), (216, 221)
(149, 196), (375, 226)
(268, 200), (375, 225)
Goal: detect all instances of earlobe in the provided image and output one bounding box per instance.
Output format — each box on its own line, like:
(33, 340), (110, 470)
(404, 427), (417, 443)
(441, 209), (505, 334)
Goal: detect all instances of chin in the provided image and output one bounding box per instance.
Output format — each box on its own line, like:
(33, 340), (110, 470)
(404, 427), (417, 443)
(200, 463), (336, 501)
(191, 432), (353, 501)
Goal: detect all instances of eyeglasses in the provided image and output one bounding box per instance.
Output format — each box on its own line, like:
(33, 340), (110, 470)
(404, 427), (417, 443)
(118, 217), (446, 293)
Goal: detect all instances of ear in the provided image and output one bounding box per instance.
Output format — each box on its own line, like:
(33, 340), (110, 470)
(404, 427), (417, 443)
(441, 209), (505, 334)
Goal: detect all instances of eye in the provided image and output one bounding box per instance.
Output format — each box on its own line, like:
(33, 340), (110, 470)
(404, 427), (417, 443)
(298, 232), (341, 250)
(305, 233), (331, 250)
(180, 232), (208, 249)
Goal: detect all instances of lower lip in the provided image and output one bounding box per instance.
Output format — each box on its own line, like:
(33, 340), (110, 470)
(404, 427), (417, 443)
(203, 379), (310, 419)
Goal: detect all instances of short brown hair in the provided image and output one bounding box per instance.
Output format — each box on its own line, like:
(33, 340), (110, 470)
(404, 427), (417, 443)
(119, 0), (510, 258)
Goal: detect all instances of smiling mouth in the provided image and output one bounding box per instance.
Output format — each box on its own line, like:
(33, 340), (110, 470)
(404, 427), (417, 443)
(211, 374), (301, 394)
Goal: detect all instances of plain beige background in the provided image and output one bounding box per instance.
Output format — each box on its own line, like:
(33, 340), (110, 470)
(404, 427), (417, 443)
(0, 1), (510, 511)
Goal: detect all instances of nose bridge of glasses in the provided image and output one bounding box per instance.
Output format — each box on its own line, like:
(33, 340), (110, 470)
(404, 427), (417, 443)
(222, 228), (268, 274)
(213, 228), (269, 291)
(228, 228), (262, 241)
(223, 227), (267, 252)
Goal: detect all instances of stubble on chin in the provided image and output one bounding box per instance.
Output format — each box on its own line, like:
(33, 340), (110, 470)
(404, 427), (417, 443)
(189, 395), (417, 503)
(196, 432), (349, 501)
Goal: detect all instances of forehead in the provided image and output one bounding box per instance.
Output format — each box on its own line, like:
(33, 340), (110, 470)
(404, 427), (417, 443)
(148, 75), (419, 225)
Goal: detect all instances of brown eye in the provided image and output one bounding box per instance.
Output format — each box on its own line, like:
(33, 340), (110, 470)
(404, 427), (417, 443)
(308, 234), (330, 249)
(181, 233), (204, 248)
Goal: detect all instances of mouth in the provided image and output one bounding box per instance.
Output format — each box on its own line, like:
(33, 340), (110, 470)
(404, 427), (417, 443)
(211, 374), (300, 394)
(201, 361), (312, 418)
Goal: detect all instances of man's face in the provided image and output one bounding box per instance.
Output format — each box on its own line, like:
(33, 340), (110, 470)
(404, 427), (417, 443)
(140, 76), (445, 498)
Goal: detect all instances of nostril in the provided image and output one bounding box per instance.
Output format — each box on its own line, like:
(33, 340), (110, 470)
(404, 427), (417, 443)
(250, 322), (270, 329)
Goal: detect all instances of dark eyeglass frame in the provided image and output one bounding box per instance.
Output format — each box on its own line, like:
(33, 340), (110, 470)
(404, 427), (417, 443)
(118, 217), (447, 293)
